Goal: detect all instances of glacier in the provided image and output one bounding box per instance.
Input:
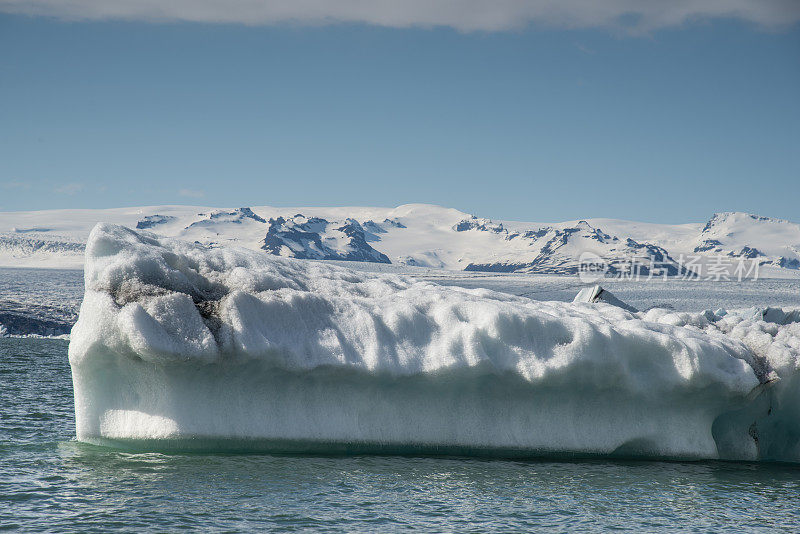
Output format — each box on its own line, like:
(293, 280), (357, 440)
(3, 204), (800, 277)
(68, 223), (800, 461)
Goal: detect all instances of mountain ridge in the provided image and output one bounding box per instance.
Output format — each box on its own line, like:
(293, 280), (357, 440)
(0, 204), (798, 278)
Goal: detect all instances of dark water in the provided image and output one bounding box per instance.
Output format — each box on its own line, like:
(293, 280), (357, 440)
(0, 268), (83, 336)
(2, 338), (800, 532)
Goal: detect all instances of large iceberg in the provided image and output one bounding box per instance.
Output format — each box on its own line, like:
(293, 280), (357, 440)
(68, 224), (800, 460)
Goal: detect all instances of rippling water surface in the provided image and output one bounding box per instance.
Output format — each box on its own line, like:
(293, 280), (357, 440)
(2, 338), (800, 532)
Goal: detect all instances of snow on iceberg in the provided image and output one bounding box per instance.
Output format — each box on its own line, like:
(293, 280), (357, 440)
(68, 224), (800, 460)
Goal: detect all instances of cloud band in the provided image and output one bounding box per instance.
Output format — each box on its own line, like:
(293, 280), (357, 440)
(1, 0), (798, 32)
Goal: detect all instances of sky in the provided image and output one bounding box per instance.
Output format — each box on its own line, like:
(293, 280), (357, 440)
(1, 1), (799, 223)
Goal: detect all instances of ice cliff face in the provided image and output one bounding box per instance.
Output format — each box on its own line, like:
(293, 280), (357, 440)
(68, 224), (800, 460)
(0, 231), (85, 268)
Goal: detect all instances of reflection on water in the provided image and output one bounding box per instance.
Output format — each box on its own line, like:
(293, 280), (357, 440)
(3, 338), (800, 532)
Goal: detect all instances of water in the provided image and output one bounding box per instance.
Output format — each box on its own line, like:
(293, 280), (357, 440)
(0, 268), (83, 336)
(0, 268), (84, 309)
(3, 338), (800, 532)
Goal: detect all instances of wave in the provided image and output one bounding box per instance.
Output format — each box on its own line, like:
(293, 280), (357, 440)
(0, 316), (73, 338)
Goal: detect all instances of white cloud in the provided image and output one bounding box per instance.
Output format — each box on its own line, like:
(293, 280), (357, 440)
(179, 188), (205, 198)
(54, 182), (84, 195)
(2, 180), (31, 190)
(0, 0), (797, 33)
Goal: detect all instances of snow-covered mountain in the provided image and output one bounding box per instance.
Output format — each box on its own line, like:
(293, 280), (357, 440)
(0, 204), (798, 278)
(262, 215), (391, 263)
(457, 218), (689, 276)
(691, 212), (800, 269)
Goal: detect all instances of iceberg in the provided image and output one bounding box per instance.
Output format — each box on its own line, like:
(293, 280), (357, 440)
(68, 224), (800, 460)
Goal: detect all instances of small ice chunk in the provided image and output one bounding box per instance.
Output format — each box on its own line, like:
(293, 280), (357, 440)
(573, 285), (638, 313)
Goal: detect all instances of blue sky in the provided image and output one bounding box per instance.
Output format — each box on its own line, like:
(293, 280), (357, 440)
(1, 3), (798, 223)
